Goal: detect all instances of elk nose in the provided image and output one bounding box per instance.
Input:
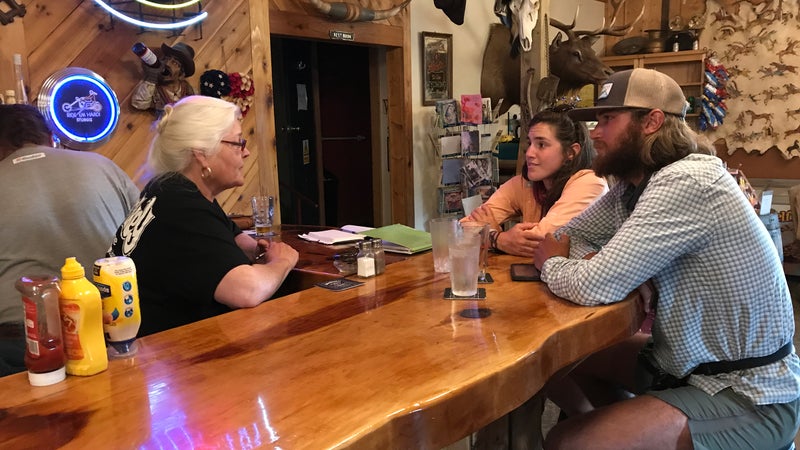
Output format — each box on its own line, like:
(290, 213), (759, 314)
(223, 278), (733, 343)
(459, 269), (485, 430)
(602, 67), (614, 77)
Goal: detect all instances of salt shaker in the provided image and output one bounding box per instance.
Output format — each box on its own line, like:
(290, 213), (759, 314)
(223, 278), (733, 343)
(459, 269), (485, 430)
(356, 240), (376, 278)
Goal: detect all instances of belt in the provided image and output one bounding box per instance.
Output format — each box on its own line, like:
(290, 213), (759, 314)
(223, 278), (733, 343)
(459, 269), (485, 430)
(692, 342), (793, 376)
(0, 322), (25, 339)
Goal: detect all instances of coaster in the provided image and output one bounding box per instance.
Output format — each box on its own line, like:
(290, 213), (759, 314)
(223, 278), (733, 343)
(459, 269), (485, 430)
(460, 308), (491, 319)
(316, 278), (364, 291)
(478, 272), (494, 284)
(443, 287), (486, 300)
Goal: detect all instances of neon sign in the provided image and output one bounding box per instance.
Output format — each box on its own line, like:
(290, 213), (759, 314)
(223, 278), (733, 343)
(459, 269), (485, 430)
(37, 68), (120, 150)
(92, 0), (208, 30)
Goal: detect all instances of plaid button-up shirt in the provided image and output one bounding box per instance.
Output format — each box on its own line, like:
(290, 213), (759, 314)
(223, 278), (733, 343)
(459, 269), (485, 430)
(542, 154), (800, 405)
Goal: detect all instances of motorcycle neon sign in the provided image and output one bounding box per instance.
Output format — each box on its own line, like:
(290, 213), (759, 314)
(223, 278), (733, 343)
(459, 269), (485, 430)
(38, 68), (120, 150)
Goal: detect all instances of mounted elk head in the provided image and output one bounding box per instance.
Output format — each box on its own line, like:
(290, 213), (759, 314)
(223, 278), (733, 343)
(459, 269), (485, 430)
(306, 0), (411, 22)
(481, 0), (644, 116)
(549, 1), (644, 96)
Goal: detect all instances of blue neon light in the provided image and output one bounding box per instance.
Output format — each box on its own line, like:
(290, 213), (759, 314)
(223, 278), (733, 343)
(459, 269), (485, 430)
(93, 0), (208, 30)
(49, 74), (119, 143)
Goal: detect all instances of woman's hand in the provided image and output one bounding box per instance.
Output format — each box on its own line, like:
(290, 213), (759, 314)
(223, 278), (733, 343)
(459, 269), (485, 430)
(263, 241), (299, 267)
(498, 222), (541, 257)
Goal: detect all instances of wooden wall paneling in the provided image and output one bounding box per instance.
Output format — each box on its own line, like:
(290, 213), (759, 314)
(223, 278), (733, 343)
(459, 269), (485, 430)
(248, 0), (282, 223)
(386, 36), (413, 224)
(20, 1), (83, 52)
(196, 5), (251, 74)
(26, 4), (109, 100)
(268, 10), (404, 47)
(716, 143), (800, 180)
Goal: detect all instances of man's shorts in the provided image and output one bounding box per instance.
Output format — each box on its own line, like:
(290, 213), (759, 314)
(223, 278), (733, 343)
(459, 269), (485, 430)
(648, 385), (800, 450)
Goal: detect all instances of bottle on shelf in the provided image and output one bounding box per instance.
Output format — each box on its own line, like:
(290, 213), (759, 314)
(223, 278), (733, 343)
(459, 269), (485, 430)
(13, 53), (28, 104)
(4, 89), (16, 105)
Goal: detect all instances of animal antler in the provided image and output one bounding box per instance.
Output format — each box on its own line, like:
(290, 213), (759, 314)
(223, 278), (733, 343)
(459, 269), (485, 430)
(550, 0), (644, 40)
(306, 0), (411, 22)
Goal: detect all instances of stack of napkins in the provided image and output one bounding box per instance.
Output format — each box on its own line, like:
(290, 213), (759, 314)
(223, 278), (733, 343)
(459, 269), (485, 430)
(298, 229), (366, 245)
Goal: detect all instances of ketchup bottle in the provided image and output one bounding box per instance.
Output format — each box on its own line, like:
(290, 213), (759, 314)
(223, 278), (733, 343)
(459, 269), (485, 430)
(15, 275), (66, 386)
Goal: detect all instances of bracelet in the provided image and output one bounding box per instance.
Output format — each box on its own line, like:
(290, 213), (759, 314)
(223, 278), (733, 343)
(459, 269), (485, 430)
(489, 229), (502, 252)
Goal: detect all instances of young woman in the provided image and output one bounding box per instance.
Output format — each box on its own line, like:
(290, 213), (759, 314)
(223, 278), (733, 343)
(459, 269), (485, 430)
(464, 109), (607, 257)
(109, 96), (299, 336)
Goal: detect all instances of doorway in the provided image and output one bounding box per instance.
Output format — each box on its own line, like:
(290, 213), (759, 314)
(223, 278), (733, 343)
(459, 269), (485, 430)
(271, 37), (377, 227)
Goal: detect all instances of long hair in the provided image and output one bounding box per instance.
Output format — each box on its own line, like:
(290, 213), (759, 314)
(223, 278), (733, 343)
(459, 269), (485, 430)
(0, 104), (52, 159)
(636, 112), (715, 172)
(523, 109), (596, 214)
(147, 95), (241, 175)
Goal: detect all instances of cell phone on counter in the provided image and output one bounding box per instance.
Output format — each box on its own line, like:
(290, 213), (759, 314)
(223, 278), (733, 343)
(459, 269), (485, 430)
(510, 263), (540, 282)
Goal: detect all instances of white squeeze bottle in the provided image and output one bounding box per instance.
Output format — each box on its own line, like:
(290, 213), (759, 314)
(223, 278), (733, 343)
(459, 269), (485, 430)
(59, 257), (108, 376)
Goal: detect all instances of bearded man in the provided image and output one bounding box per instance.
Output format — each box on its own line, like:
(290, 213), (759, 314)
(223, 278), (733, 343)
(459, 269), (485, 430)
(533, 68), (800, 449)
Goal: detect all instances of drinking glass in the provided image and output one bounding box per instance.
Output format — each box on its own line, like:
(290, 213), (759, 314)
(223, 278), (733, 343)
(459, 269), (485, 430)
(430, 217), (458, 273)
(460, 221), (490, 282)
(251, 195), (275, 237)
(448, 224), (481, 296)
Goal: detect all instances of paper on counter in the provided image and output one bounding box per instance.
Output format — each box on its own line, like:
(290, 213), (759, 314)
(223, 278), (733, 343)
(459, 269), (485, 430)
(298, 229), (366, 245)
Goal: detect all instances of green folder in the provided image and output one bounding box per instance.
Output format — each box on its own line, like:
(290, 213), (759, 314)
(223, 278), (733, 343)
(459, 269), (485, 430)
(359, 224), (432, 254)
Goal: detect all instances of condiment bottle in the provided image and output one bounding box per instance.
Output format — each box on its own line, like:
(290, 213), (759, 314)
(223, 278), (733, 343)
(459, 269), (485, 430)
(373, 239), (386, 275)
(59, 257), (108, 376)
(356, 240), (376, 278)
(93, 256), (141, 358)
(15, 275), (66, 386)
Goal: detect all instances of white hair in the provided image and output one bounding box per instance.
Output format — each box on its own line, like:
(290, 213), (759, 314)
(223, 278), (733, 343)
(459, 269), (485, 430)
(147, 95), (241, 174)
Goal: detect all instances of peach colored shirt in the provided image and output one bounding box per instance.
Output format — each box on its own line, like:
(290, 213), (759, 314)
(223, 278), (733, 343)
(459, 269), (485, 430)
(481, 169), (608, 239)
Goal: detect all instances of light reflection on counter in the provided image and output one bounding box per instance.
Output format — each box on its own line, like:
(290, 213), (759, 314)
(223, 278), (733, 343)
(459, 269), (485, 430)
(141, 378), (282, 448)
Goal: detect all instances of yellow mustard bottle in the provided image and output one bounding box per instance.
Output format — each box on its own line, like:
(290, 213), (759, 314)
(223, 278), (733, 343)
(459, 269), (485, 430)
(59, 257), (108, 376)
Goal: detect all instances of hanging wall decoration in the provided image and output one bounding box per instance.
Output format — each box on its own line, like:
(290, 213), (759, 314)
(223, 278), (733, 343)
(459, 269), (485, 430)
(421, 32), (453, 106)
(703, 0), (800, 159)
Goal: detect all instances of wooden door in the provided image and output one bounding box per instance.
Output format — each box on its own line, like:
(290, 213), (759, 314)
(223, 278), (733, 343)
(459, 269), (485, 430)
(272, 38), (321, 225)
(317, 42), (374, 227)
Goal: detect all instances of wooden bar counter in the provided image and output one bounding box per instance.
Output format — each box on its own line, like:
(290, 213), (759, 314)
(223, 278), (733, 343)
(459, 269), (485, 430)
(0, 248), (642, 449)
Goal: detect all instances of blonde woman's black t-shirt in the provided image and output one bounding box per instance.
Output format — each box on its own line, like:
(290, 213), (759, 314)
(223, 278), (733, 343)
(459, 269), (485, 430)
(108, 174), (250, 336)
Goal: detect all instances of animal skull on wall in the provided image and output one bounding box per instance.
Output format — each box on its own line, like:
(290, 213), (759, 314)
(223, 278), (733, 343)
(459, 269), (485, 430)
(481, 0), (643, 116)
(515, 0), (539, 52)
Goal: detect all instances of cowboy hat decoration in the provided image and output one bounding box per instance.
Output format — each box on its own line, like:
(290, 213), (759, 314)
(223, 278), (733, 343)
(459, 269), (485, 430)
(161, 42), (196, 77)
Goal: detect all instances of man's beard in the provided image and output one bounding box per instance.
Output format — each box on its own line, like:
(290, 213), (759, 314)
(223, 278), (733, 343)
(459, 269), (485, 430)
(593, 123), (643, 180)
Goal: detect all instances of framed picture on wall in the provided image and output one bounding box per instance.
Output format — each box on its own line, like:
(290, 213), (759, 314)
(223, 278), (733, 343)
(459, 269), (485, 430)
(421, 32), (453, 106)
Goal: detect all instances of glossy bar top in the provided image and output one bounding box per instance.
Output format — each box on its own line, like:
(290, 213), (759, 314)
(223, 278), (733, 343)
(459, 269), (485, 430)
(0, 251), (641, 449)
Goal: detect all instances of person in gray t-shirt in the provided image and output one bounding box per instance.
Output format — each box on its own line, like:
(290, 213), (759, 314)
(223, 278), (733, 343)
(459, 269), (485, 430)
(0, 104), (139, 376)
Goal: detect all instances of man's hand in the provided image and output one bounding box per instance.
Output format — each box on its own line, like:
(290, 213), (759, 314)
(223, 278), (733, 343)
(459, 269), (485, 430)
(533, 233), (570, 270)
